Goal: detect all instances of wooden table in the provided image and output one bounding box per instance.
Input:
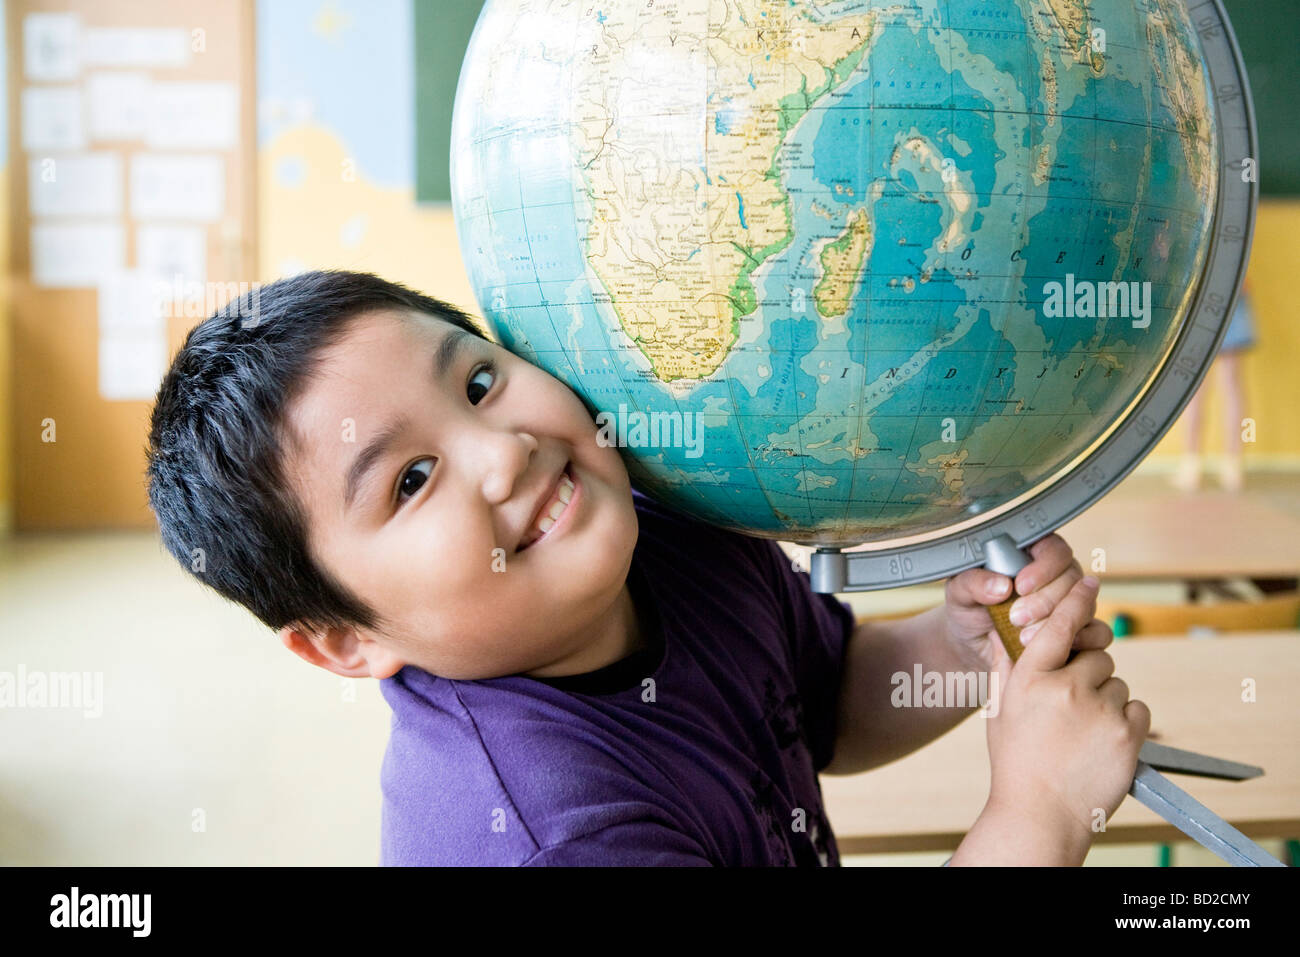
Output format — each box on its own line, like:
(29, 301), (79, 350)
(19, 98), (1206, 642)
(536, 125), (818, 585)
(1056, 491), (1300, 587)
(819, 631), (1300, 854)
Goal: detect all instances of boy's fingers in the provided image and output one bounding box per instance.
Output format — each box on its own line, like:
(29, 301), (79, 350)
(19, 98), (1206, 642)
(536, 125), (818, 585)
(1007, 564), (1082, 626)
(1019, 577), (1100, 673)
(1062, 649), (1115, 691)
(1071, 618), (1114, 653)
(948, 567), (1012, 606)
(1124, 698), (1153, 738)
(1097, 676), (1130, 712)
(1065, 649), (1116, 690)
(1016, 533), (1077, 595)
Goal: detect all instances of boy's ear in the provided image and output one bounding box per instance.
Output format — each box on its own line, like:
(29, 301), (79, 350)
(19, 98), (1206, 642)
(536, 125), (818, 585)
(278, 622), (405, 680)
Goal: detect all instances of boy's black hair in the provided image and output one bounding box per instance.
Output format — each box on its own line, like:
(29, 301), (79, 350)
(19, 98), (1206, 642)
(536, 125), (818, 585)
(145, 269), (493, 635)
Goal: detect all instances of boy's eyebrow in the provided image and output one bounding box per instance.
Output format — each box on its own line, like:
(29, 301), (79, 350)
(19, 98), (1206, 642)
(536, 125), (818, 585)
(433, 326), (474, 383)
(341, 327), (474, 512)
(344, 415), (412, 512)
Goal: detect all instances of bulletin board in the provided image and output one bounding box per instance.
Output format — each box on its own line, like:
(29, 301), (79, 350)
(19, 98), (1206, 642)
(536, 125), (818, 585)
(8, 0), (257, 530)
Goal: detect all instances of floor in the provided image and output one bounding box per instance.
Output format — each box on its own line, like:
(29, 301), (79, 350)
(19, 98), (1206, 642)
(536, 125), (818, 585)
(1, 460), (1294, 866)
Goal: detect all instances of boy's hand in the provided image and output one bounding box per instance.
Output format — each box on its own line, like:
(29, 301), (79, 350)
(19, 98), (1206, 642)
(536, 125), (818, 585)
(941, 532), (1111, 674)
(983, 577), (1152, 849)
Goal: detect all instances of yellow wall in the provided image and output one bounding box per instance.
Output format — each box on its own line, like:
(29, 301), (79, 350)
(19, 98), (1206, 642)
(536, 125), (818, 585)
(258, 125), (477, 319)
(1151, 198), (1300, 465)
(0, 163), (10, 535)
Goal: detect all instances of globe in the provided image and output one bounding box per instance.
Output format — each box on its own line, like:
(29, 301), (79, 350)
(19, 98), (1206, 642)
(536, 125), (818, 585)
(450, 0), (1252, 560)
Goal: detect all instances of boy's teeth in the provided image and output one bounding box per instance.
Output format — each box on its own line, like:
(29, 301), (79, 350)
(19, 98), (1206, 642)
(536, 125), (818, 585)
(525, 473), (574, 547)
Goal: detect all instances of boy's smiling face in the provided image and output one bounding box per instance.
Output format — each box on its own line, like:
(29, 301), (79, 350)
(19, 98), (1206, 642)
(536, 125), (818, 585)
(277, 307), (642, 681)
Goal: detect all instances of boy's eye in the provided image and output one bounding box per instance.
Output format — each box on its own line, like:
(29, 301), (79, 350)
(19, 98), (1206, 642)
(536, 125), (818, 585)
(394, 362), (497, 506)
(397, 459), (434, 502)
(467, 362), (496, 405)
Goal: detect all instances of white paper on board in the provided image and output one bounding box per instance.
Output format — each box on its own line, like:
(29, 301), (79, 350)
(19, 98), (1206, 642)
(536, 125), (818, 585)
(29, 153), (122, 218)
(99, 330), (168, 401)
(24, 13), (80, 81)
(22, 87), (86, 151)
(130, 154), (225, 221)
(137, 224), (207, 286)
(82, 27), (190, 69)
(32, 222), (125, 288)
(146, 83), (238, 149)
(85, 72), (151, 141)
(97, 269), (168, 335)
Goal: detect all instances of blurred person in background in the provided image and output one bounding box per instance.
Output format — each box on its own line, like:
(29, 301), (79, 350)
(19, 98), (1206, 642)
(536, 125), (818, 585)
(1172, 276), (1257, 493)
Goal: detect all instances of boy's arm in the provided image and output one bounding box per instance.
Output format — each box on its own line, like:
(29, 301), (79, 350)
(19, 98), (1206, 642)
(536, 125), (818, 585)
(820, 605), (1093, 864)
(826, 575), (1142, 866)
(947, 792), (1093, 866)
(822, 604), (979, 776)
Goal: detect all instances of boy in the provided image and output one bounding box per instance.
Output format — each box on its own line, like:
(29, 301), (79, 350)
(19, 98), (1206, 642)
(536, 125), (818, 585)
(146, 269), (1149, 866)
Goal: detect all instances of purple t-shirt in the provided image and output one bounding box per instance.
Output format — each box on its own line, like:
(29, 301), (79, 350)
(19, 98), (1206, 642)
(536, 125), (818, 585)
(378, 486), (856, 865)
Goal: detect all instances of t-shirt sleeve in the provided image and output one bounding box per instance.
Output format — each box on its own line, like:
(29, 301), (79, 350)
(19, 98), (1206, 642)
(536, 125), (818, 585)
(745, 536), (857, 773)
(520, 821), (715, 866)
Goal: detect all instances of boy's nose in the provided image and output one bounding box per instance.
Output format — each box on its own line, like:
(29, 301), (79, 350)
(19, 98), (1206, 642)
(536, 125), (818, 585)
(472, 429), (542, 503)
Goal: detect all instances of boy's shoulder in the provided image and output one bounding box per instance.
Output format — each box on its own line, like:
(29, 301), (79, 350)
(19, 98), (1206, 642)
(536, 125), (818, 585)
(379, 665), (698, 865)
(381, 665), (663, 788)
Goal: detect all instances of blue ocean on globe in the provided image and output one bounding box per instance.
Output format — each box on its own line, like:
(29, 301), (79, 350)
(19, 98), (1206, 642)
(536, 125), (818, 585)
(450, 0), (1217, 544)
